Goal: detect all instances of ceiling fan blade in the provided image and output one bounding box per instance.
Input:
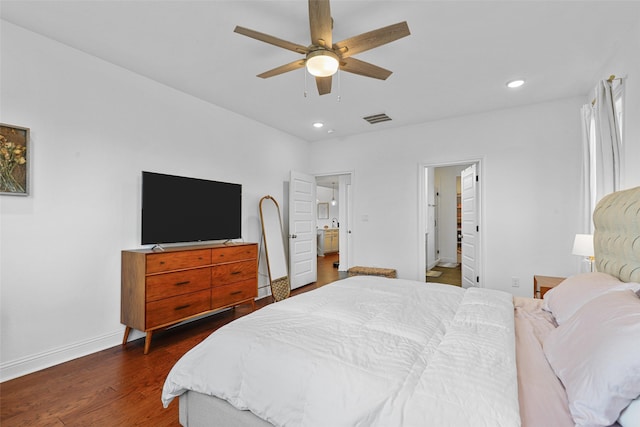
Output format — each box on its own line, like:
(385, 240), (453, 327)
(234, 26), (309, 54)
(315, 76), (332, 95)
(309, 0), (332, 48)
(333, 21), (410, 59)
(257, 59), (306, 79)
(340, 57), (392, 80)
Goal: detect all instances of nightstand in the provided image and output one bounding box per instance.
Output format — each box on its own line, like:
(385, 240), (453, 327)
(534, 275), (566, 299)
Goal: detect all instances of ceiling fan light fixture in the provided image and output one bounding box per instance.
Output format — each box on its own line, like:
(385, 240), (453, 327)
(306, 50), (339, 77)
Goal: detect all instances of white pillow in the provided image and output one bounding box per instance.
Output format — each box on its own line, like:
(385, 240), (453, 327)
(543, 290), (640, 426)
(619, 397), (640, 427)
(543, 272), (640, 325)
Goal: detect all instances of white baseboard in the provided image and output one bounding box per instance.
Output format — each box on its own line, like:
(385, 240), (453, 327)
(438, 256), (458, 264)
(0, 330), (123, 382)
(427, 257), (441, 270)
(1, 306), (251, 382)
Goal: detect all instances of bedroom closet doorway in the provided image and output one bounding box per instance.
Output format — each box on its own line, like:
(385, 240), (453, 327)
(418, 161), (482, 288)
(315, 173), (353, 277)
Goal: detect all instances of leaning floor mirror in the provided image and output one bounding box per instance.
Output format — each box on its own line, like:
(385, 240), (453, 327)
(259, 195), (290, 301)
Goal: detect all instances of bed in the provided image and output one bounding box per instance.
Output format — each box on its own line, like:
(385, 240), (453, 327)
(162, 186), (640, 427)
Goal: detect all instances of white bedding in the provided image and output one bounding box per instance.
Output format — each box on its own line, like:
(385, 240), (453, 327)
(162, 276), (520, 426)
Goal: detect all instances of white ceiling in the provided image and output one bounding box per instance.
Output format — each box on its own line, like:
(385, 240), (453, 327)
(2, 1), (639, 142)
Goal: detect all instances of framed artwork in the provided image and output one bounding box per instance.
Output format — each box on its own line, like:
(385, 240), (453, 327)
(317, 202), (329, 219)
(0, 123), (29, 196)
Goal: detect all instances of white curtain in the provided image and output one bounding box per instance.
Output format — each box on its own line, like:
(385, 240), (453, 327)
(578, 79), (622, 233)
(594, 79), (622, 200)
(579, 103), (595, 233)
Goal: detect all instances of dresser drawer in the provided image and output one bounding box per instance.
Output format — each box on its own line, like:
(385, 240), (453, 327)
(146, 289), (211, 329)
(212, 260), (257, 286)
(146, 268), (210, 302)
(211, 279), (256, 309)
(146, 249), (211, 274)
(212, 245), (258, 264)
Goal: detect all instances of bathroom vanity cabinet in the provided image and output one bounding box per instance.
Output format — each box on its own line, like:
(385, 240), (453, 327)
(317, 228), (339, 256)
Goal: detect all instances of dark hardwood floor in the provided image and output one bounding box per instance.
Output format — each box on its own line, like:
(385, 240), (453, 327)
(0, 254), (341, 427)
(426, 264), (462, 287)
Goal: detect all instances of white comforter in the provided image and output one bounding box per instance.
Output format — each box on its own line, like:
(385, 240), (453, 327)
(162, 276), (520, 426)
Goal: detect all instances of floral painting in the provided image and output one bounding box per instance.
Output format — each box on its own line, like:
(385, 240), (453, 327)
(0, 124), (29, 195)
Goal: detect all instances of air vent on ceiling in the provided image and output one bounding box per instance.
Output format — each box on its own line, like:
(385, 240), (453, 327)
(363, 113), (392, 124)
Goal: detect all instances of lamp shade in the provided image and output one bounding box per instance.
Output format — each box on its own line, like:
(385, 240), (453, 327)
(572, 234), (594, 257)
(306, 50), (339, 77)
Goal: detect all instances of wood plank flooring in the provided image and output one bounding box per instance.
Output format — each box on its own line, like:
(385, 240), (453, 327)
(1, 254), (341, 427)
(426, 264), (462, 287)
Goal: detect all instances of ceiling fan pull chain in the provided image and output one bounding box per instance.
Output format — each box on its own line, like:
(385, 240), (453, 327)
(337, 69), (341, 102)
(304, 68), (308, 98)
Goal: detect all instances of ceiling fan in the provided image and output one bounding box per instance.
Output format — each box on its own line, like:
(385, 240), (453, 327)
(234, 0), (410, 96)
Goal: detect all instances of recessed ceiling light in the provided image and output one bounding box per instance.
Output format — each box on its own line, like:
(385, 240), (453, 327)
(312, 122), (324, 128)
(506, 79), (525, 89)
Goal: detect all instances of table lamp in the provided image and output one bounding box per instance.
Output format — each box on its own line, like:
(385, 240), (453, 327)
(572, 234), (595, 272)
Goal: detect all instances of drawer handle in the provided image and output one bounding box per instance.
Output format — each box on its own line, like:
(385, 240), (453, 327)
(175, 281), (190, 286)
(231, 271), (241, 275)
(159, 261), (165, 265)
(174, 304), (190, 311)
(230, 291), (242, 296)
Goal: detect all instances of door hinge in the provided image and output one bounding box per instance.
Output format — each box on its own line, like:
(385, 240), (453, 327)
(476, 225), (479, 232)
(476, 276), (480, 283)
(476, 175), (479, 182)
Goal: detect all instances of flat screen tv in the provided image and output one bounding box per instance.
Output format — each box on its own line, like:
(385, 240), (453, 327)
(141, 171), (242, 245)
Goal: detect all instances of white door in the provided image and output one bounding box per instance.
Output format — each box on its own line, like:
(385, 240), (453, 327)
(344, 182), (353, 271)
(336, 174), (352, 271)
(461, 164), (479, 288)
(288, 171), (317, 289)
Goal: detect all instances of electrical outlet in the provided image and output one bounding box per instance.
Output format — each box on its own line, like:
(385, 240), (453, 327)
(512, 277), (520, 287)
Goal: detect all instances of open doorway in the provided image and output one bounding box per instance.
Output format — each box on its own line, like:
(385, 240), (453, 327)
(315, 173), (352, 280)
(419, 161), (481, 288)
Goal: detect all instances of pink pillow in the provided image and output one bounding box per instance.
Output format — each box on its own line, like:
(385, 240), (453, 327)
(543, 272), (639, 325)
(543, 290), (640, 426)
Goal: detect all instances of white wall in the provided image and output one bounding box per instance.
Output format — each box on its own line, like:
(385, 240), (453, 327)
(310, 96), (585, 296)
(0, 22), (309, 381)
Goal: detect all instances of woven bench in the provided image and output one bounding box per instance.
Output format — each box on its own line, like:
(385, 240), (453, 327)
(348, 266), (397, 279)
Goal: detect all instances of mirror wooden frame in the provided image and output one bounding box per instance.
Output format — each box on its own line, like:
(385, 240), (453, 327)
(259, 195), (290, 301)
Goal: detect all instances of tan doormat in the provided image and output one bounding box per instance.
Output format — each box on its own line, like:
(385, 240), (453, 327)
(426, 270), (442, 277)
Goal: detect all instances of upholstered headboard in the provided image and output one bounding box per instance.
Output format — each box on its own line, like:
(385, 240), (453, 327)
(593, 186), (640, 282)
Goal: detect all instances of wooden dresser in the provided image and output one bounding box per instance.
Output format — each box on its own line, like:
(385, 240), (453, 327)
(121, 242), (258, 353)
(533, 275), (566, 299)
